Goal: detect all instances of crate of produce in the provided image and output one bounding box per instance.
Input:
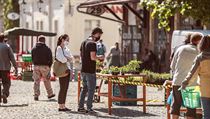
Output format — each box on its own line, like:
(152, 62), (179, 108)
(113, 84), (137, 106)
(22, 54), (32, 62)
(22, 71), (33, 81)
(181, 86), (201, 109)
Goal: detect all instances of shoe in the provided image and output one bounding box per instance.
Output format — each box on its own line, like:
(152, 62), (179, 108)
(2, 95), (7, 104)
(87, 109), (96, 113)
(34, 96), (39, 101)
(78, 108), (87, 113)
(48, 94), (55, 99)
(58, 108), (71, 111)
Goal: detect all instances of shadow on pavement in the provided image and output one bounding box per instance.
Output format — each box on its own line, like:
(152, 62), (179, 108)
(95, 108), (157, 117)
(0, 104), (29, 107)
(39, 99), (57, 102)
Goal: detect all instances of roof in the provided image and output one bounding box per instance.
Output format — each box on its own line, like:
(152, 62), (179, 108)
(4, 27), (57, 37)
(79, 0), (140, 8)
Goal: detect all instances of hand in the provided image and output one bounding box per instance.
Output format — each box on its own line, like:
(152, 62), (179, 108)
(14, 69), (18, 76)
(181, 80), (189, 90)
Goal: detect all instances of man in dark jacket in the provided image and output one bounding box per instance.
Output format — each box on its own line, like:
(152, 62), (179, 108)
(31, 35), (55, 101)
(0, 33), (17, 103)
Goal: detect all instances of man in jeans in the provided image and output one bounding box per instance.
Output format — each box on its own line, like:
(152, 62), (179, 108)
(32, 35), (55, 101)
(0, 34), (17, 103)
(78, 28), (104, 113)
(170, 33), (202, 119)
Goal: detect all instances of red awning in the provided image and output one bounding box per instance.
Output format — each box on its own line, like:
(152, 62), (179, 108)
(79, 0), (140, 8)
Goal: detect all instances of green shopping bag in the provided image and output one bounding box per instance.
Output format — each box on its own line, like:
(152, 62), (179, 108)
(181, 86), (201, 109)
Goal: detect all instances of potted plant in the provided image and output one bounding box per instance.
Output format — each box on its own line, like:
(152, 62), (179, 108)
(127, 60), (142, 74)
(96, 60), (103, 72)
(100, 68), (109, 74)
(120, 66), (129, 75)
(109, 66), (120, 75)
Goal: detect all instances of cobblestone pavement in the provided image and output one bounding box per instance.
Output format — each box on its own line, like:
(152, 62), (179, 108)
(0, 80), (170, 119)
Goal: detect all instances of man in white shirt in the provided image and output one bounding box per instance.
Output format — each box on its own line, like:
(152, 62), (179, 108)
(170, 33), (202, 119)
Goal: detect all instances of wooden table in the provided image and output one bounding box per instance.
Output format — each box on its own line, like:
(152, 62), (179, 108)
(78, 73), (147, 115)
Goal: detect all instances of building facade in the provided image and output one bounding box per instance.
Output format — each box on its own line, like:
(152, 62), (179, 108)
(19, 0), (122, 56)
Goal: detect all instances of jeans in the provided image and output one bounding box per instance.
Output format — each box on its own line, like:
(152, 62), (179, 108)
(0, 70), (11, 97)
(201, 97), (210, 119)
(58, 74), (70, 104)
(79, 73), (96, 110)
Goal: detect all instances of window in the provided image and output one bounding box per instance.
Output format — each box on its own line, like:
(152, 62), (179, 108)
(54, 20), (58, 32)
(40, 21), (43, 31)
(84, 20), (100, 39)
(36, 21), (39, 30)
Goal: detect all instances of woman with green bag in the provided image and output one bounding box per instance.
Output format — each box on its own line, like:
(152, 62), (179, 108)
(182, 35), (210, 119)
(54, 34), (73, 111)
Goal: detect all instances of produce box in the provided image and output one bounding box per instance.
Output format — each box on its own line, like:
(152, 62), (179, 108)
(113, 84), (137, 106)
(22, 71), (33, 81)
(22, 54), (32, 62)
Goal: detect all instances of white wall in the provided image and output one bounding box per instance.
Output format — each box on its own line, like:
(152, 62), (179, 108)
(20, 0), (122, 56)
(64, 0), (122, 55)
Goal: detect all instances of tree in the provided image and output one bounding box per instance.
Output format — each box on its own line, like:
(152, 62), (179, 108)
(3, 0), (19, 30)
(140, 0), (210, 31)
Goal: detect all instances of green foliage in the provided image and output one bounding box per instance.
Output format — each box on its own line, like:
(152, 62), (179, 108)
(3, 0), (19, 30)
(127, 60), (142, 72)
(142, 70), (171, 84)
(109, 66), (120, 73)
(100, 68), (109, 74)
(140, 0), (210, 31)
(119, 66), (129, 74)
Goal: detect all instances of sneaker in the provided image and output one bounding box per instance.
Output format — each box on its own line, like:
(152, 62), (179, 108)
(78, 108), (87, 113)
(48, 94), (55, 99)
(34, 96), (39, 101)
(58, 108), (71, 112)
(87, 109), (96, 114)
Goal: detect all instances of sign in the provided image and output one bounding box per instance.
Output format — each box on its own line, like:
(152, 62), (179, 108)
(7, 12), (19, 20)
(87, 6), (105, 16)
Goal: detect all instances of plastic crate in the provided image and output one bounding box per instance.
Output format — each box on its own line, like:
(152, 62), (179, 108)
(181, 86), (201, 109)
(113, 84), (137, 106)
(22, 54), (32, 62)
(22, 71), (33, 81)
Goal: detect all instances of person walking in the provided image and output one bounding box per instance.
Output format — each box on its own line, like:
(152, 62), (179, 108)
(78, 27), (104, 113)
(55, 34), (72, 111)
(107, 42), (121, 67)
(0, 33), (18, 103)
(31, 35), (55, 101)
(170, 33), (202, 119)
(181, 35), (210, 119)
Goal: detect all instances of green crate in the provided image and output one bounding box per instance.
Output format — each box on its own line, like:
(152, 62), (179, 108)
(22, 54), (32, 62)
(181, 86), (201, 109)
(22, 71), (33, 81)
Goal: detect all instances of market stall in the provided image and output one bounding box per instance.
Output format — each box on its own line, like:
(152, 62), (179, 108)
(3, 27), (57, 80)
(78, 73), (147, 115)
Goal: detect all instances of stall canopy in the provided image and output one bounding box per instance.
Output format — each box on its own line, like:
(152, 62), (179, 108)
(4, 27), (57, 37)
(77, 0), (142, 23)
(3, 27), (57, 54)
